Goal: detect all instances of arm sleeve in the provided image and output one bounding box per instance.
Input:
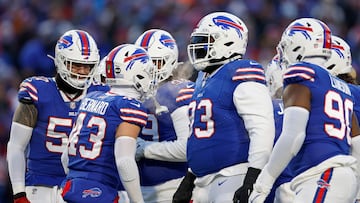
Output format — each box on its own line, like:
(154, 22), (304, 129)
(143, 105), (189, 161)
(115, 136), (144, 203)
(233, 82), (275, 169)
(266, 106), (309, 180)
(6, 122), (33, 194)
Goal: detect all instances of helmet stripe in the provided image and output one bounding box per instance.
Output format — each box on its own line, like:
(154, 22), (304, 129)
(77, 31), (90, 56)
(106, 45), (124, 78)
(140, 31), (156, 49)
(318, 21), (332, 49)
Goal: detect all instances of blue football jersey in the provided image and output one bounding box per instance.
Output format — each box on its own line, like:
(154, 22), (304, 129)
(17, 76), (109, 187)
(138, 79), (194, 186)
(187, 59), (267, 177)
(348, 84), (360, 125)
(66, 90), (148, 189)
(283, 62), (354, 176)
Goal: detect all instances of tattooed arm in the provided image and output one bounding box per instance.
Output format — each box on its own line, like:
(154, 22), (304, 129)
(12, 102), (38, 127)
(7, 102), (37, 196)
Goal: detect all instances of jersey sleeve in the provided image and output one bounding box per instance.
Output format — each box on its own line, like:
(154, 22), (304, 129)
(231, 60), (266, 85)
(119, 99), (148, 128)
(283, 64), (316, 88)
(175, 81), (195, 107)
(18, 76), (51, 104)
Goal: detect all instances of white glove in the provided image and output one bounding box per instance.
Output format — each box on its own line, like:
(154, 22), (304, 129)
(249, 184), (269, 203)
(249, 167), (275, 203)
(135, 137), (148, 161)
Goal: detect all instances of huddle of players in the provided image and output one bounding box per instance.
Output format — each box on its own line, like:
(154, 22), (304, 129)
(7, 10), (360, 203)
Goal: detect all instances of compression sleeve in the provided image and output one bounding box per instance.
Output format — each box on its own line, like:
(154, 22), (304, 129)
(115, 136), (144, 203)
(233, 82), (275, 169)
(143, 105), (189, 161)
(266, 106), (308, 180)
(7, 122), (33, 194)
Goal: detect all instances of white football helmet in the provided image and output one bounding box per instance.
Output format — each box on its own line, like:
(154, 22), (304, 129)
(277, 18), (332, 67)
(135, 29), (178, 84)
(324, 35), (352, 76)
(266, 55), (285, 98)
(54, 29), (100, 89)
(105, 44), (153, 95)
(187, 12), (248, 70)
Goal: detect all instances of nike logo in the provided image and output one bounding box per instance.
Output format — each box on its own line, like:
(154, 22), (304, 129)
(186, 84), (194, 88)
(218, 179), (227, 186)
(130, 102), (141, 108)
(249, 61), (259, 65)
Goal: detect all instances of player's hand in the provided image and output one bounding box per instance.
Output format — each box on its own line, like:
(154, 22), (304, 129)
(172, 171), (196, 203)
(135, 137), (147, 161)
(13, 192), (30, 203)
(233, 167), (261, 203)
(248, 186), (268, 203)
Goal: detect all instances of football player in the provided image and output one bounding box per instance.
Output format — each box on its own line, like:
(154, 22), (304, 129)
(6, 29), (109, 203)
(176, 12), (275, 202)
(250, 18), (360, 203)
(134, 29), (194, 202)
(61, 44), (153, 203)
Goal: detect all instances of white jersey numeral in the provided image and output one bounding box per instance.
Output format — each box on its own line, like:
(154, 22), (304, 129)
(324, 91), (353, 144)
(68, 112), (106, 159)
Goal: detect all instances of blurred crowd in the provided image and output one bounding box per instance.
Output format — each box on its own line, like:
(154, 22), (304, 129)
(1, 0), (360, 201)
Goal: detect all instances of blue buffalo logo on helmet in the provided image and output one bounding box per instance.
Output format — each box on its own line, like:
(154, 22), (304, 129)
(332, 42), (345, 59)
(159, 34), (176, 49)
(57, 35), (73, 49)
(212, 15), (245, 38)
(124, 48), (150, 71)
(288, 22), (313, 40)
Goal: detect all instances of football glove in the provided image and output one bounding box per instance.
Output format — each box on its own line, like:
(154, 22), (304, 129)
(233, 167), (261, 203)
(172, 171), (196, 203)
(13, 192), (30, 203)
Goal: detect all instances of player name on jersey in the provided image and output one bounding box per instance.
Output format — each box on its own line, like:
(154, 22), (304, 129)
(329, 74), (351, 95)
(79, 98), (109, 115)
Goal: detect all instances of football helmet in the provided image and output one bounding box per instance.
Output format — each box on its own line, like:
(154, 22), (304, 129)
(266, 55), (285, 98)
(54, 29), (100, 90)
(105, 44), (153, 95)
(277, 18), (332, 66)
(135, 29), (178, 84)
(324, 35), (352, 76)
(187, 12), (248, 70)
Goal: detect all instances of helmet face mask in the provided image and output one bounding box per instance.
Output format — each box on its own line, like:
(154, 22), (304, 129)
(105, 44), (154, 97)
(277, 18), (332, 67)
(135, 29), (178, 85)
(187, 12), (248, 71)
(55, 30), (100, 90)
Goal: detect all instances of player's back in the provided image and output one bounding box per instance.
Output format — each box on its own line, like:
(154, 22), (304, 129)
(67, 90), (147, 188)
(138, 79), (193, 186)
(187, 59), (266, 177)
(284, 62), (354, 176)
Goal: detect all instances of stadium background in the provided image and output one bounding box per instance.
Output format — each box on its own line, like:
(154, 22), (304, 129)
(0, 0), (359, 201)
